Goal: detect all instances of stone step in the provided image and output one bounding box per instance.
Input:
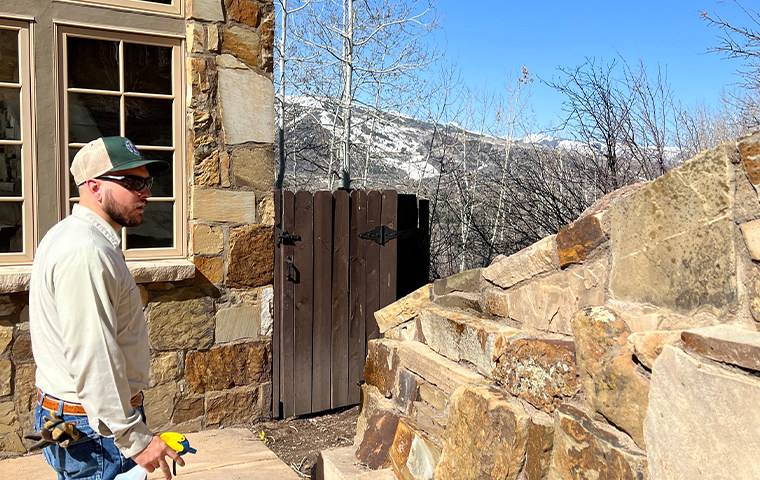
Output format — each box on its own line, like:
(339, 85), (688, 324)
(317, 447), (398, 480)
(417, 304), (524, 377)
(396, 340), (484, 396)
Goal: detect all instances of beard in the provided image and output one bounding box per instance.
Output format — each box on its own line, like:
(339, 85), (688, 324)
(103, 190), (146, 227)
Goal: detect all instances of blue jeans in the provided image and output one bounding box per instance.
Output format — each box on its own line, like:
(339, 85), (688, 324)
(34, 398), (143, 480)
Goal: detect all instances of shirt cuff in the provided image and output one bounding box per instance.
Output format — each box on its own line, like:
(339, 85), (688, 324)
(117, 421), (154, 458)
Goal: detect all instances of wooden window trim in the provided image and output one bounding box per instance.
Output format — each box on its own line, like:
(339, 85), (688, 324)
(56, 24), (187, 261)
(0, 19), (36, 265)
(54, 0), (183, 18)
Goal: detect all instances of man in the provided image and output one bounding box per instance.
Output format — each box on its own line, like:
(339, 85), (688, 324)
(29, 137), (184, 480)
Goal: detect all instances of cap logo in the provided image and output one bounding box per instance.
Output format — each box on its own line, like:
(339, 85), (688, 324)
(125, 140), (139, 156)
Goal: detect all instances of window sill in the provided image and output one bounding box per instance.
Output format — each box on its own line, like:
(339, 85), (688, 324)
(0, 266), (33, 294)
(0, 259), (195, 293)
(128, 259), (196, 284)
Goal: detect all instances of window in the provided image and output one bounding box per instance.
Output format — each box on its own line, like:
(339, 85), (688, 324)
(56, 0), (181, 17)
(0, 20), (34, 264)
(59, 26), (185, 259)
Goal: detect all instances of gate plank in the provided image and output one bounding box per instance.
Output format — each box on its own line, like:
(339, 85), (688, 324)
(380, 190), (398, 309)
(273, 191), (282, 418)
(418, 199), (430, 292)
(365, 191), (382, 342)
(281, 191), (296, 418)
(348, 190), (367, 404)
(396, 194), (419, 299)
(331, 190), (350, 408)
(312, 191), (333, 413)
(293, 191), (314, 416)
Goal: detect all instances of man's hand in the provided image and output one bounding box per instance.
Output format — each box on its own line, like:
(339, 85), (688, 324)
(132, 435), (185, 479)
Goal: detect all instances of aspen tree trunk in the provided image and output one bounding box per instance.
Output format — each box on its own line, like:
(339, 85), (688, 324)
(339, 0), (354, 190)
(275, 0), (288, 190)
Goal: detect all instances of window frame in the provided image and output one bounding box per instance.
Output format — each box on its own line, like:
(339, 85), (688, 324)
(53, 0), (183, 18)
(56, 24), (186, 261)
(0, 18), (36, 265)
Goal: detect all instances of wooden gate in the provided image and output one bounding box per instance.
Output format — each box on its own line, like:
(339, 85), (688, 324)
(273, 190), (429, 418)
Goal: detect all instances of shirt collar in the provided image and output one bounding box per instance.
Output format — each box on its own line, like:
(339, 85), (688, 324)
(72, 204), (122, 249)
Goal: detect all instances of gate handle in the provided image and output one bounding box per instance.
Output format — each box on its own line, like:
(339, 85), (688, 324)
(286, 257), (296, 281)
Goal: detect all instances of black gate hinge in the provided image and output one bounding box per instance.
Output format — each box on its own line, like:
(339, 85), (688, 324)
(359, 225), (397, 245)
(360, 225), (420, 245)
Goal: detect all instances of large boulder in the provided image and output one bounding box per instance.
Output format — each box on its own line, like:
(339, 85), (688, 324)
(492, 338), (578, 413)
(435, 385), (530, 480)
(609, 142), (737, 317)
(548, 404), (647, 480)
(571, 307), (649, 447)
(645, 345), (760, 479)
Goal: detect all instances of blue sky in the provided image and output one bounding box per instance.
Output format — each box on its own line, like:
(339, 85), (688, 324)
(432, 0), (750, 130)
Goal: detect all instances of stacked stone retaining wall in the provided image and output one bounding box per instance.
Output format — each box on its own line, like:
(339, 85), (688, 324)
(351, 131), (760, 480)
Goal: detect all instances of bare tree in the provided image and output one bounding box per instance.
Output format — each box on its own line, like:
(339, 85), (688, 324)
(286, 0), (441, 189)
(545, 56), (679, 199)
(702, 0), (760, 90)
(675, 89), (760, 157)
(275, 0), (312, 190)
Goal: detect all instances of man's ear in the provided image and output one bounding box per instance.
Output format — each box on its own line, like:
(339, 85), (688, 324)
(83, 179), (104, 202)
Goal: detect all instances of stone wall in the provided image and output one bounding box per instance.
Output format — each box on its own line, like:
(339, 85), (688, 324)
(0, 0), (276, 456)
(349, 131), (760, 480)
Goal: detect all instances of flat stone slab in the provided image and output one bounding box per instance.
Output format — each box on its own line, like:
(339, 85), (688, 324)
(627, 330), (682, 370)
(433, 268), (482, 295)
(609, 142), (737, 316)
(435, 385), (530, 480)
(482, 235), (559, 290)
(396, 341), (484, 396)
(318, 446), (397, 480)
(1, 428), (299, 480)
(418, 304), (522, 377)
(645, 345), (760, 479)
(374, 284), (433, 334)
(556, 214), (606, 268)
(492, 337), (578, 413)
(681, 324), (760, 371)
(548, 404), (647, 480)
(356, 411), (399, 470)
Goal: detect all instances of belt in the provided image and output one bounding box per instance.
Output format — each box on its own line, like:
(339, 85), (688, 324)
(37, 390), (144, 416)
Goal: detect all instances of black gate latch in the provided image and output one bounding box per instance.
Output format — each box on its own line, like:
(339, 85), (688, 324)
(277, 229), (301, 246)
(359, 225), (397, 245)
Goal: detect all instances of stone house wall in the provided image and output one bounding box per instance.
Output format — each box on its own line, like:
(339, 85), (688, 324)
(350, 131), (760, 479)
(0, 0), (276, 456)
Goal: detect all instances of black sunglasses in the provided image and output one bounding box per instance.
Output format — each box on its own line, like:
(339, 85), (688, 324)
(97, 175), (154, 192)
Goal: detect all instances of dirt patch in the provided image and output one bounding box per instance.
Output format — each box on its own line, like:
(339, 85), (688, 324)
(250, 406), (360, 478)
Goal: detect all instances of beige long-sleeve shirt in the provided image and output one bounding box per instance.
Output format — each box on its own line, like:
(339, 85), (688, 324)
(29, 204), (152, 458)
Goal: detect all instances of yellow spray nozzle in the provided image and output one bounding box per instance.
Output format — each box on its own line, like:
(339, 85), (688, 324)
(159, 432), (197, 455)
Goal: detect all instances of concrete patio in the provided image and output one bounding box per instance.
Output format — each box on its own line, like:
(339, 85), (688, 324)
(0, 428), (300, 480)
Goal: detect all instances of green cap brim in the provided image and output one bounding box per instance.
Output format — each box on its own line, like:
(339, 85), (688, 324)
(107, 158), (171, 175)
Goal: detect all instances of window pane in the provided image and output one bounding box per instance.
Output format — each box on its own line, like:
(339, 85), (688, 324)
(0, 145), (22, 196)
(68, 93), (120, 143)
(124, 43), (172, 95)
(68, 147), (80, 198)
(125, 97), (172, 146)
(140, 150), (173, 197)
(0, 202), (22, 252)
(126, 201), (173, 249)
(0, 29), (19, 84)
(0, 88), (20, 140)
(67, 37), (119, 91)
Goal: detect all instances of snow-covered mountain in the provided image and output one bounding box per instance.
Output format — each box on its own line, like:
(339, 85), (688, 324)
(279, 96), (682, 190)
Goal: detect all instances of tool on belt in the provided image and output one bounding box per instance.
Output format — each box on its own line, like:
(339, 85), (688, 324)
(24, 412), (82, 451)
